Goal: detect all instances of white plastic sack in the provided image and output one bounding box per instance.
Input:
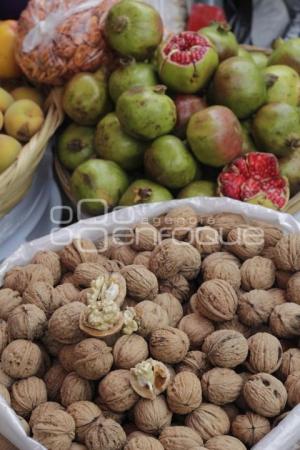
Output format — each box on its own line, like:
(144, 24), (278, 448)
(1, 197), (300, 450)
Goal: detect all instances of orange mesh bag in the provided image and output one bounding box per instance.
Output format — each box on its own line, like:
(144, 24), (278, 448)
(16, 0), (118, 85)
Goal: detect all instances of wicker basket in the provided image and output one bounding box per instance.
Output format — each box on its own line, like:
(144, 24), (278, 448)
(0, 88), (64, 218)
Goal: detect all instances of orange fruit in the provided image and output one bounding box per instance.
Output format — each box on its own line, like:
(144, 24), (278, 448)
(0, 20), (22, 79)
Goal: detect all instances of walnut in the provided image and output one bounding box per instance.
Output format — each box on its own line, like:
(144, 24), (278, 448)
(101, 259), (125, 273)
(149, 327), (189, 364)
(32, 410), (75, 450)
(159, 425), (204, 450)
(71, 444), (87, 450)
(113, 335), (149, 369)
(134, 301), (169, 337)
(61, 272), (78, 285)
(240, 256), (275, 291)
(0, 319), (8, 357)
(203, 261), (241, 290)
(98, 369), (139, 413)
(30, 402), (64, 428)
(94, 397), (125, 424)
(159, 275), (191, 303)
(85, 417), (126, 450)
(2, 339), (42, 379)
(166, 372), (202, 414)
(130, 359), (170, 400)
(261, 246), (277, 260)
(274, 234), (300, 271)
(211, 213), (247, 238)
(185, 403), (230, 441)
(201, 368), (243, 405)
(227, 227), (264, 260)
(108, 242), (137, 266)
(222, 404), (240, 423)
(126, 434), (164, 450)
(153, 293), (183, 327)
(205, 435), (246, 450)
(270, 303), (300, 338)
(36, 344), (52, 378)
(272, 412), (289, 427)
(0, 362), (13, 388)
(121, 265), (158, 301)
(0, 383), (11, 405)
(246, 333), (283, 374)
(67, 401), (102, 443)
(133, 395), (172, 435)
(231, 412), (271, 446)
(160, 206), (198, 240)
(60, 239), (98, 271)
(23, 282), (56, 317)
(44, 363), (68, 401)
(190, 226), (222, 255)
(0, 289), (22, 320)
(48, 302), (86, 344)
(250, 220), (283, 248)
(7, 304), (47, 340)
(32, 250), (61, 285)
(202, 252), (241, 272)
(287, 272), (300, 304)
(279, 348), (300, 380)
(195, 280), (238, 322)
(133, 251), (151, 269)
(175, 351), (211, 378)
(54, 282), (81, 303)
(202, 330), (248, 368)
(11, 376), (47, 417)
(74, 338), (113, 380)
(216, 316), (251, 338)
(178, 314), (215, 349)
(285, 371), (300, 407)
(59, 344), (77, 372)
(60, 372), (94, 407)
(4, 264), (54, 293)
(149, 239), (201, 280)
(42, 330), (63, 356)
(276, 270), (292, 289)
(132, 223), (160, 251)
(268, 288), (286, 306)
(243, 373), (287, 417)
(238, 290), (274, 327)
(73, 263), (108, 288)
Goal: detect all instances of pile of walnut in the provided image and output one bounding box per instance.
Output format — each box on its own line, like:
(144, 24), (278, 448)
(1, 207), (300, 450)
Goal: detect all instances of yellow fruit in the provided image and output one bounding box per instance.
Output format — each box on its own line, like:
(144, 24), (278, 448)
(0, 111), (3, 130)
(11, 87), (44, 108)
(0, 20), (22, 79)
(0, 134), (22, 174)
(4, 99), (45, 142)
(0, 87), (14, 112)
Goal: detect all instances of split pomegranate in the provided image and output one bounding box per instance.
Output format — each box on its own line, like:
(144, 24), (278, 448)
(158, 31), (219, 94)
(218, 153), (290, 210)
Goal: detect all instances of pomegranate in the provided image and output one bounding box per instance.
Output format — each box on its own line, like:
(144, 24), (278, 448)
(269, 38), (300, 75)
(174, 94), (207, 138)
(119, 179), (173, 206)
(252, 103), (300, 157)
(157, 31), (219, 94)
(199, 23), (238, 61)
(211, 57), (267, 119)
(280, 149), (300, 196)
(178, 180), (216, 199)
(241, 122), (257, 154)
(251, 51), (268, 69)
(264, 65), (299, 106)
(105, 0), (163, 61)
(218, 153), (289, 210)
(186, 105), (243, 167)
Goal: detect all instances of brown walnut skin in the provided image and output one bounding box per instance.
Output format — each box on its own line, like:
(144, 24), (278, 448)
(201, 368), (243, 405)
(276, 270), (293, 289)
(94, 397), (125, 424)
(216, 315), (251, 338)
(178, 313), (215, 349)
(166, 372), (202, 414)
(0, 319), (8, 357)
(270, 303), (300, 338)
(160, 206), (198, 240)
(246, 332), (283, 374)
(226, 227), (265, 260)
(153, 293), (183, 327)
(73, 263), (108, 288)
(44, 363), (68, 401)
(202, 330), (248, 368)
(190, 226), (222, 255)
(285, 371), (300, 408)
(159, 274), (191, 303)
(113, 335), (149, 369)
(279, 348), (300, 380)
(175, 351), (211, 378)
(85, 416), (126, 450)
(133, 395), (172, 435)
(11, 376), (47, 418)
(287, 272), (300, 304)
(274, 234), (300, 271)
(67, 401), (102, 443)
(98, 369), (139, 413)
(237, 290), (274, 328)
(0, 362), (13, 388)
(23, 282), (56, 318)
(60, 239), (98, 271)
(203, 260), (241, 290)
(231, 412), (271, 446)
(0, 289), (22, 320)
(149, 327), (189, 364)
(206, 435), (247, 450)
(30, 401), (64, 428)
(60, 372), (94, 407)
(159, 425), (204, 450)
(7, 304), (47, 341)
(243, 373), (287, 417)
(4, 264), (54, 293)
(185, 403), (230, 441)
(250, 220), (283, 248)
(211, 213), (247, 238)
(74, 338), (113, 380)
(135, 301), (169, 337)
(48, 302), (86, 344)
(202, 252), (241, 272)
(240, 256), (276, 291)
(133, 251), (151, 269)
(32, 250), (62, 285)
(222, 403), (240, 423)
(1, 339), (42, 379)
(32, 409), (76, 450)
(132, 223), (159, 252)
(59, 344), (77, 372)
(121, 265), (158, 301)
(195, 280), (238, 322)
(126, 434), (164, 450)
